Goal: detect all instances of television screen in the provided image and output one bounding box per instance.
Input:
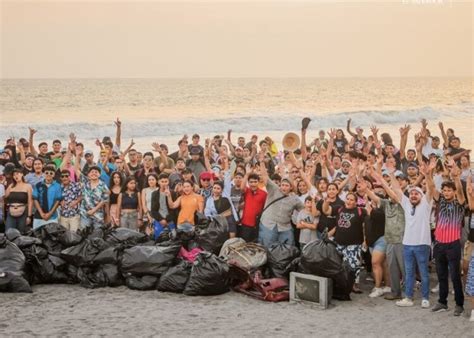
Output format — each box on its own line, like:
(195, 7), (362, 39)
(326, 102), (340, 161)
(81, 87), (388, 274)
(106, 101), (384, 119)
(289, 272), (332, 308)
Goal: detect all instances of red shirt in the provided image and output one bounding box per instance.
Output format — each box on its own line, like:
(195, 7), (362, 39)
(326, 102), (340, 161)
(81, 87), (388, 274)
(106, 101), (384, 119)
(240, 187), (267, 227)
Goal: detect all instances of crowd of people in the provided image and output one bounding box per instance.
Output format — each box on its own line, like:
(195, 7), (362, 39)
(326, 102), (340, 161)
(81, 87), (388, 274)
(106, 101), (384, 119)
(0, 117), (473, 321)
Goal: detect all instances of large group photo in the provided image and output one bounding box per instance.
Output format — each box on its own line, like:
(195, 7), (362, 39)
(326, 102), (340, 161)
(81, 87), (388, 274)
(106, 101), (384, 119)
(1, 0), (473, 336)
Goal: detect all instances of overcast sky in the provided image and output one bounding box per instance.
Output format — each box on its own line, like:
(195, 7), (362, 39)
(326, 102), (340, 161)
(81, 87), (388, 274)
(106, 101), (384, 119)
(1, 0), (472, 78)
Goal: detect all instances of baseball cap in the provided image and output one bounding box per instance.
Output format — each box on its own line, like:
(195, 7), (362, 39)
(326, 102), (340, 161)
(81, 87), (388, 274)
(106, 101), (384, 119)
(199, 172), (214, 180)
(84, 150), (93, 156)
(407, 162), (418, 169)
(382, 169), (390, 177)
(190, 146), (201, 155)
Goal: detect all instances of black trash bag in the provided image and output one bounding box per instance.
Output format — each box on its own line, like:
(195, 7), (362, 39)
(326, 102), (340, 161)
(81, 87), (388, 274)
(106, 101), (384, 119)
(194, 212), (209, 227)
(77, 266), (107, 289)
(0, 234), (25, 274)
(331, 262), (355, 301)
(33, 223), (67, 255)
(195, 215), (229, 254)
(102, 264), (123, 287)
(183, 252), (229, 296)
(58, 230), (83, 247)
(61, 238), (110, 266)
(175, 227), (195, 242)
(157, 260), (192, 293)
(267, 242), (300, 279)
(0, 272), (32, 293)
(92, 246), (120, 265)
(298, 239), (354, 301)
(66, 264), (79, 284)
(33, 256), (69, 284)
(120, 243), (181, 276)
(6, 229), (42, 249)
(125, 274), (158, 290)
(104, 228), (147, 246)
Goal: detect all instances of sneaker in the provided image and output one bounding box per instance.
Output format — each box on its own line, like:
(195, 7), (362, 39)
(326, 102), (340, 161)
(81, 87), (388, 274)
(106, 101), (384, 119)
(470, 310), (474, 322)
(384, 293), (402, 300)
(369, 287), (385, 298)
(431, 284), (439, 293)
(431, 302), (448, 313)
(453, 305), (464, 317)
(421, 299), (430, 309)
(366, 275), (374, 282)
(382, 286), (391, 294)
(396, 298), (414, 307)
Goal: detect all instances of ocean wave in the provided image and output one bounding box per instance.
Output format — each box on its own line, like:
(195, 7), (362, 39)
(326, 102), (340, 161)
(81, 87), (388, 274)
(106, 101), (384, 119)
(1, 106), (472, 141)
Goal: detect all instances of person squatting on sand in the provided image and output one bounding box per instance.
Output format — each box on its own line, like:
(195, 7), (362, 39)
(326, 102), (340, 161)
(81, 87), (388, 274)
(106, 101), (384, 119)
(0, 117), (473, 321)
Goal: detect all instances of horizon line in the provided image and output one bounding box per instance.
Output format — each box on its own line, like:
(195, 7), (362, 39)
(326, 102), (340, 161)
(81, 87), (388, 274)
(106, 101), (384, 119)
(1, 76), (472, 80)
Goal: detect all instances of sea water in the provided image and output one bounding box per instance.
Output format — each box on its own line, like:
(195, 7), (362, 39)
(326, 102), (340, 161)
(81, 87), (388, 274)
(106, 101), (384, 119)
(1, 78), (472, 154)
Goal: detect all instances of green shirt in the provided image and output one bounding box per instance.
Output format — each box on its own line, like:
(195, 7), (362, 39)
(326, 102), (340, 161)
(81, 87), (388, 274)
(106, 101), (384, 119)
(379, 198), (405, 244)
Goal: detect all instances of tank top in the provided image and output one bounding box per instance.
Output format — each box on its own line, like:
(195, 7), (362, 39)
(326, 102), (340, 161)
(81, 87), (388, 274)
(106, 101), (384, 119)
(6, 191), (28, 204)
(110, 191), (119, 205)
(121, 192), (139, 210)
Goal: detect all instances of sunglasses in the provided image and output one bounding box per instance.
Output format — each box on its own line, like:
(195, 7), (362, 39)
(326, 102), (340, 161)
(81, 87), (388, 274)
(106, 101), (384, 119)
(44, 172), (55, 176)
(201, 178), (211, 182)
(61, 174), (70, 178)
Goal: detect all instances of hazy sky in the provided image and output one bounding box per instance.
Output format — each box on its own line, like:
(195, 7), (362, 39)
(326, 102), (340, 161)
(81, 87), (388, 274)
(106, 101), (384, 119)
(1, 1), (472, 78)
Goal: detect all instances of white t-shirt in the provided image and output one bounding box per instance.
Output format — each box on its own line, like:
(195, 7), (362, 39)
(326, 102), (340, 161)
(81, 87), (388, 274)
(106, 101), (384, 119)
(401, 194), (432, 246)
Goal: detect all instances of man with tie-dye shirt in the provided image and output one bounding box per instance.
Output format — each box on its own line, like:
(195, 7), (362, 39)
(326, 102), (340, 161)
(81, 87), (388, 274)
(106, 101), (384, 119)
(431, 164), (466, 316)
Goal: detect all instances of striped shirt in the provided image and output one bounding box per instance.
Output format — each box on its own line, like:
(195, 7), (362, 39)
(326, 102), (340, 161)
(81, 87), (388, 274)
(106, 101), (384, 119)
(434, 196), (465, 243)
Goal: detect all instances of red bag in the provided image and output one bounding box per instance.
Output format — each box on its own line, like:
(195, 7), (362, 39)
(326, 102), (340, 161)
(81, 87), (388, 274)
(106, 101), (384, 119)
(231, 265), (289, 302)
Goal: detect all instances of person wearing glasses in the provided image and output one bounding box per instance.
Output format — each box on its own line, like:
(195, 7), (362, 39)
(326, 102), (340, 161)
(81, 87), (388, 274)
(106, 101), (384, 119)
(383, 161), (435, 309)
(32, 165), (63, 229)
(58, 169), (82, 232)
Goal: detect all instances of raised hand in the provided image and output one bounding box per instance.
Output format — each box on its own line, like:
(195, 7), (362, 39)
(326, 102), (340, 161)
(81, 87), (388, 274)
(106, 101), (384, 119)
(438, 121), (444, 130)
(421, 118), (428, 129)
(370, 125), (379, 135)
(151, 142), (161, 152)
(114, 118), (121, 128)
(29, 127), (37, 136)
(95, 138), (102, 147)
(69, 133), (76, 143)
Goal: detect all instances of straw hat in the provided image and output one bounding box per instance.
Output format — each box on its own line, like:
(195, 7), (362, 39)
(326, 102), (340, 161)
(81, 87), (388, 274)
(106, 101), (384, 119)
(282, 132), (300, 152)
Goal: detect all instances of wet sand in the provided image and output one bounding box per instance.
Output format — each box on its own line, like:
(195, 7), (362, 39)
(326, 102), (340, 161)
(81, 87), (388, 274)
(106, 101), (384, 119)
(1, 273), (472, 337)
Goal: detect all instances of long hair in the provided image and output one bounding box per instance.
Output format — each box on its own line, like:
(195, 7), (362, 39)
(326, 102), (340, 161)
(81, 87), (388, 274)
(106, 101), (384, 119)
(121, 176), (138, 193)
(109, 171), (124, 190)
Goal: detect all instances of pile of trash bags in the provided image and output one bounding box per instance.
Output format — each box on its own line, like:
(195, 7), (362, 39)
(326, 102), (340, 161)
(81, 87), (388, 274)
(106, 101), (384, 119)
(0, 218), (354, 302)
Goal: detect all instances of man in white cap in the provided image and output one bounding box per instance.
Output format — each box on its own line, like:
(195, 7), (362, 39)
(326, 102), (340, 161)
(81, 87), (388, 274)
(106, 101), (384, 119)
(384, 161), (435, 308)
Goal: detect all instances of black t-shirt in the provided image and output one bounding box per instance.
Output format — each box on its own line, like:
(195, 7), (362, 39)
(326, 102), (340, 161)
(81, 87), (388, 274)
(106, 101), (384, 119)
(334, 139), (348, 154)
(365, 207), (385, 246)
(316, 197), (344, 233)
(333, 206), (367, 246)
(214, 197), (232, 214)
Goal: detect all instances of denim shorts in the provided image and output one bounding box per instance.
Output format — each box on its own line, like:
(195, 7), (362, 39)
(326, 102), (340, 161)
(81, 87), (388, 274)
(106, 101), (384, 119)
(370, 236), (387, 254)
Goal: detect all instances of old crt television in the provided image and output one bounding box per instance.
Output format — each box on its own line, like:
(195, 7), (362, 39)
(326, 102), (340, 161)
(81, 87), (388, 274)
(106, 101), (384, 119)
(289, 272), (333, 309)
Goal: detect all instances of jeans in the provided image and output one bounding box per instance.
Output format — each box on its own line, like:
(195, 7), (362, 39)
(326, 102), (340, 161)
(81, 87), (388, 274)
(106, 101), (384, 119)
(120, 211), (139, 230)
(238, 225), (259, 243)
(403, 244), (430, 299)
(258, 223), (294, 248)
(5, 211), (28, 234)
(434, 240), (464, 306)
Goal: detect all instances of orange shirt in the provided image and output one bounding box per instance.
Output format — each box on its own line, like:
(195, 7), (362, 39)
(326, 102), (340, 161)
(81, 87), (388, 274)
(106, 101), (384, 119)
(178, 193), (204, 225)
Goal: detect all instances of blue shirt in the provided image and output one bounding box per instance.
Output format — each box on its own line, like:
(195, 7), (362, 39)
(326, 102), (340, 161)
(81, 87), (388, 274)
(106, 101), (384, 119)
(33, 180), (63, 219)
(98, 162), (116, 186)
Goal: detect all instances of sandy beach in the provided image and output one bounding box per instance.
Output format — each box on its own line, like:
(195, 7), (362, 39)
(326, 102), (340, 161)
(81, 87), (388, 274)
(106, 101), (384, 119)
(2, 271), (472, 337)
